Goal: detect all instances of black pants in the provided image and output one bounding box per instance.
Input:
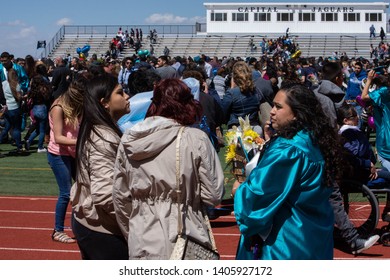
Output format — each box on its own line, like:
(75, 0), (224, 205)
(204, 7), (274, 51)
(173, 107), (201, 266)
(72, 217), (129, 260)
(330, 183), (358, 245)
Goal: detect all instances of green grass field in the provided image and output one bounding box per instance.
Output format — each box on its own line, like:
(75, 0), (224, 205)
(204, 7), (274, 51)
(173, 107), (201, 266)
(0, 142), (58, 196)
(0, 137), (234, 198)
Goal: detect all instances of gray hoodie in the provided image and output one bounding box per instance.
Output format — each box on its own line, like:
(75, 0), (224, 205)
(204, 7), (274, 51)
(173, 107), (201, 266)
(313, 80), (345, 127)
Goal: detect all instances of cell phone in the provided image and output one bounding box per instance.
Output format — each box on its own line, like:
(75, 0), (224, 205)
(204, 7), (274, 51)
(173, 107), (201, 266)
(370, 66), (385, 74)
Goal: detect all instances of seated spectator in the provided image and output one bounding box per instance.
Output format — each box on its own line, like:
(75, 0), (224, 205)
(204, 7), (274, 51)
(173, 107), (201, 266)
(337, 103), (390, 221)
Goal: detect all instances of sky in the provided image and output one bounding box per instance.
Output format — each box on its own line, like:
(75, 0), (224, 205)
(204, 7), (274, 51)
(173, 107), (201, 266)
(0, 0), (388, 58)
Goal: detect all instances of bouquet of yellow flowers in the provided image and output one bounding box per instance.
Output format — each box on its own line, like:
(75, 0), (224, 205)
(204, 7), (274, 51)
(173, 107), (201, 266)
(224, 116), (265, 182)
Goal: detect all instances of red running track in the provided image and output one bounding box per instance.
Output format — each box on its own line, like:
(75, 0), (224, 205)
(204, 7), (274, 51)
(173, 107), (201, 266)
(0, 196), (389, 260)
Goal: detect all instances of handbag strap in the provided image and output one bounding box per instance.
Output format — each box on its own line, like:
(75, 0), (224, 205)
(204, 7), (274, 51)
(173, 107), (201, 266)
(175, 126), (218, 252)
(203, 209), (218, 252)
(175, 126), (185, 236)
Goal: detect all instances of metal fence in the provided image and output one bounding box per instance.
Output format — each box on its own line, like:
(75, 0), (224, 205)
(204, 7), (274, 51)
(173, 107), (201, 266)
(43, 23), (206, 57)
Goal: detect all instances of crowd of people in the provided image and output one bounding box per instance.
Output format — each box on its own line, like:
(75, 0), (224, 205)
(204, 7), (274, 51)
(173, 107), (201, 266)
(0, 34), (390, 260)
(109, 27), (158, 59)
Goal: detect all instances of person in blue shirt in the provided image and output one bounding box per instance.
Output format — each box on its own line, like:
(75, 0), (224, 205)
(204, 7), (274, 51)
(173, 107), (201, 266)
(234, 84), (344, 260)
(369, 24), (376, 38)
(346, 61), (367, 127)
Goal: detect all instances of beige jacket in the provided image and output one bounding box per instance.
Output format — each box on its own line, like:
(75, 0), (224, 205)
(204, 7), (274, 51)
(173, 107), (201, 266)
(113, 116), (224, 259)
(71, 126), (122, 236)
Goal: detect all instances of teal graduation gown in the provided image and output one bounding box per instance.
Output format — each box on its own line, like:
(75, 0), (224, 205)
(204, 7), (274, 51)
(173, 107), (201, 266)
(370, 86), (390, 160)
(234, 130), (334, 260)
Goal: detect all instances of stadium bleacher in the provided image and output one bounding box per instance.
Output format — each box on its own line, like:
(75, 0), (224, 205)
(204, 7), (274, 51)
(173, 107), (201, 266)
(46, 25), (388, 59)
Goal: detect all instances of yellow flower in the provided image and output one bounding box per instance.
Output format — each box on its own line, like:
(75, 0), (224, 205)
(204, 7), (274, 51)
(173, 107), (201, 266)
(225, 143), (236, 163)
(243, 129), (259, 144)
(223, 115), (265, 164)
(225, 129), (240, 145)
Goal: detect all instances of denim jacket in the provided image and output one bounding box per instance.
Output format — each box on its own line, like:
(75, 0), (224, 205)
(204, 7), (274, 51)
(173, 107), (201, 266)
(222, 86), (262, 128)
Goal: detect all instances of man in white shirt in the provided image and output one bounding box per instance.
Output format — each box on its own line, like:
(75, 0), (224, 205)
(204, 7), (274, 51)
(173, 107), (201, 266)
(118, 57), (133, 94)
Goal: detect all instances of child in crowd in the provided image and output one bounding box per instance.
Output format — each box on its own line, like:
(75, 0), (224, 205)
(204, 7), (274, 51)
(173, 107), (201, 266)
(337, 103), (390, 221)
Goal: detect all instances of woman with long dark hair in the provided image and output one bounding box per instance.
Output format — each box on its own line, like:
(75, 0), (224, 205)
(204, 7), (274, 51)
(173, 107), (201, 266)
(25, 74), (51, 152)
(113, 78), (224, 259)
(71, 73), (129, 259)
(234, 84), (344, 260)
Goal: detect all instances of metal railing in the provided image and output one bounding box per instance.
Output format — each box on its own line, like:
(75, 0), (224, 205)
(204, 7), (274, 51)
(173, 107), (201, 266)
(43, 23), (206, 57)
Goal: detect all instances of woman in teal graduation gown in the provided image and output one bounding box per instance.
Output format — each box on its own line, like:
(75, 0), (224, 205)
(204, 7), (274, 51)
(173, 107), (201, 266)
(234, 84), (344, 260)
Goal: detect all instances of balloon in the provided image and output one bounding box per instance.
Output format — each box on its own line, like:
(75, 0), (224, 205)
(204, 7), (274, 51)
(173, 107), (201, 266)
(291, 50), (301, 59)
(81, 45), (90, 53)
(137, 50), (143, 56)
(356, 95), (366, 108)
(76, 47), (82, 54)
(144, 50), (150, 56)
(368, 116), (375, 131)
(79, 53), (85, 60)
(182, 78), (200, 101)
(117, 91), (153, 132)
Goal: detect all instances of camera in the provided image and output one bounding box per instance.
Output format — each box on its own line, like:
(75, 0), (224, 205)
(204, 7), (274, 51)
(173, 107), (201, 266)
(224, 73), (232, 89)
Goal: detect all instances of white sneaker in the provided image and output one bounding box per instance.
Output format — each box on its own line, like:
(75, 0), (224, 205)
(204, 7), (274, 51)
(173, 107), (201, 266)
(351, 235), (380, 255)
(37, 148), (47, 153)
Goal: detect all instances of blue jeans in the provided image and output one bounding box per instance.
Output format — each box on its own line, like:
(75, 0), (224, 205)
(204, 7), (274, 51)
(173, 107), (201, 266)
(28, 105), (47, 149)
(47, 152), (75, 231)
(0, 107), (22, 149)
(378, 154), (390, 174)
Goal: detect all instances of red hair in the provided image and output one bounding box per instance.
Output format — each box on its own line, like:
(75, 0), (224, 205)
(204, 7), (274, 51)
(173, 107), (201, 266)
(146, 79), (202, 125)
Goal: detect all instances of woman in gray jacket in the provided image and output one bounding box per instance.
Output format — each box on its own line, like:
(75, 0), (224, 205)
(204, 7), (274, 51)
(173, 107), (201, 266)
(113, 78), (225, 259)
(71, 73), (130, 259)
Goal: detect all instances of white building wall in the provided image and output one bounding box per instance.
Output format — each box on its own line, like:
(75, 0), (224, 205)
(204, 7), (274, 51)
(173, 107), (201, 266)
(204, 2), (389, 34)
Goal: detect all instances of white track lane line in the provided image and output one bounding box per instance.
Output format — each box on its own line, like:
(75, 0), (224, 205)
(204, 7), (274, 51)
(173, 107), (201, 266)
(0, 210), (55, 214)
(0, 247), (79, 253)
(0, 196), (57, 201)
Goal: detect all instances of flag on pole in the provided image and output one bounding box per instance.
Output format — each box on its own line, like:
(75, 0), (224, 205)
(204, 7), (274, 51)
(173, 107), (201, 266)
(37, 40), (46, 49)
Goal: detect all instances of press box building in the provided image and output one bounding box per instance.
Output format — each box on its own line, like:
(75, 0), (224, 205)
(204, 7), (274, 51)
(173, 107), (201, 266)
(204, 2), (389, 34)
